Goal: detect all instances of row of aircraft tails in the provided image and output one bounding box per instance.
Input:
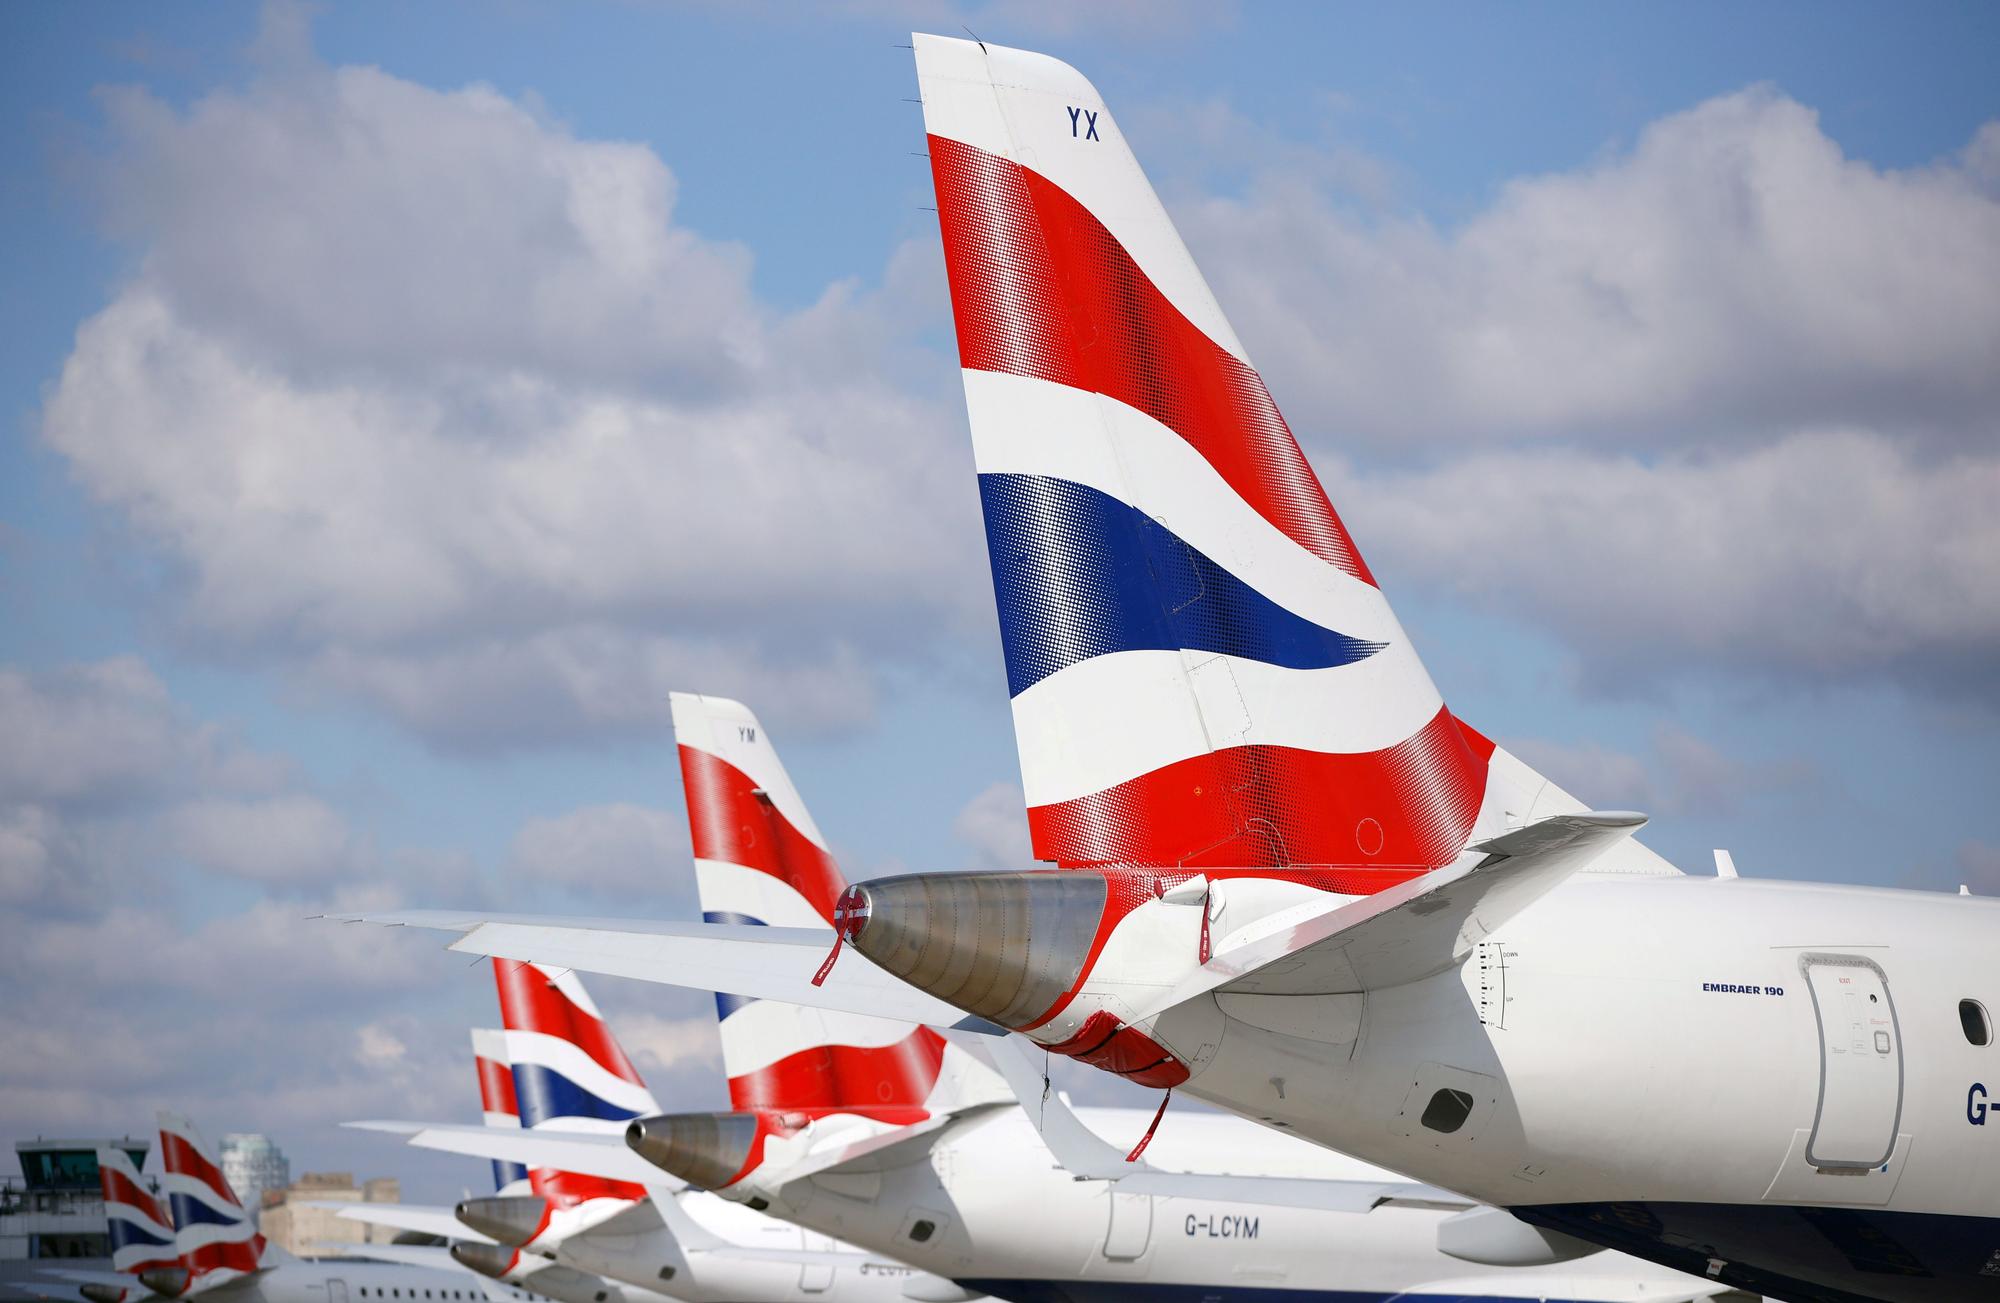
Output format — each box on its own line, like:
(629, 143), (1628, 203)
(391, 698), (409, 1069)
(77, 31), (1989, 1303)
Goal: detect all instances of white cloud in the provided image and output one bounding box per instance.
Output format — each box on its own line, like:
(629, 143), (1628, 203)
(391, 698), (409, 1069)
(671, 0), (1237, 41)
(1506, 725), (1816, 819)
(505, 802), (691, 900)
(613, 1012), (725, 1080)
(1186, 88), (2000, 448)
(165, 793), (358, 885)
(1348, 430), (2000, 690)
(44, 22), (987, 750)
(0, 657), (284, 806)
(952, 780), (1033, 870)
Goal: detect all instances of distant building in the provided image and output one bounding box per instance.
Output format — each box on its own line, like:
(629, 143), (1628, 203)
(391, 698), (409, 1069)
(0, 1138), (150, 1261)
(258, 1171), (402, 1256)
(219, 1134), (290, 1216)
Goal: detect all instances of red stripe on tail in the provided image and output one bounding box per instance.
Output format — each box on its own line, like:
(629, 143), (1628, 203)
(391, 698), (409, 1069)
(101, 1170), (163, 1218)
(156, 1135), (236, 1207)
(476, 1054), (520, 1118)
(493, 962), (647, 1089)
(930, 134), (1373, 586)
(1027, 707), (1491, 869)
(727, 1029), (947, 1113)
(680, 744), (844, 924)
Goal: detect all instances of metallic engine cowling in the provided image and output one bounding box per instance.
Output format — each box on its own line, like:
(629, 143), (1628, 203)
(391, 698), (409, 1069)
(81, 1285), (131, 1303)
(625, 1112), (760, 1190)
(454, 1195), (549, 1247)
(847, 870), (1107, 1029)
(450, 1242), (517, 1279)
(136, 1268), (187, 1299)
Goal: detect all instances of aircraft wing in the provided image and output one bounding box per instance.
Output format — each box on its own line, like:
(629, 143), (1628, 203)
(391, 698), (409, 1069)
(974, 1032), (1472, 1213)
(325, 912), (1002, 1033)
(346, 1121), (677, 1189)
(1133, 811), (1646, 1019)
(296, 1200), (492, 1244)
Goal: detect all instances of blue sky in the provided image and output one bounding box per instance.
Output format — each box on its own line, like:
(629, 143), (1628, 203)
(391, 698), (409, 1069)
(3, 1), (1996, 1202)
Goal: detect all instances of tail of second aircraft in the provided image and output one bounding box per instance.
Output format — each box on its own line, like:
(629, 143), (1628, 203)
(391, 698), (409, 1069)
(471, 1027), (531, 1195)
(155, 1113), (263, 1289)
(97, 1147), (184, 1288)
(670, 691), (1006, 1120)
(492, 960), (656, 1211)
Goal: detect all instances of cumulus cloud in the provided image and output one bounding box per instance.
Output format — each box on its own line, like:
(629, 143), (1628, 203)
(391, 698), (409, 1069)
(1187, 88), (2000, 447)
(164, 793), (359, 886)
(505, 801), (692, 902)
(952, 780), (1034, 870)
(1507, 724), (1816, 819)
(0, 657), (359, 899)
(674, 0), (1236, 41)
(0, 657), (284, 807)
(44, 15), (986, 750)
(1348, 430), (2000, 691)
(1150, 88), (2000, 694)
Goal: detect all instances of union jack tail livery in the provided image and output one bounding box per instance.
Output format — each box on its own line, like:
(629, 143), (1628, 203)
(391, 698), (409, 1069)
(97, 1148), (182, 1282)
(492, 959), (656, 1212)
(806, 36), (1679, 1085)
(916, 35), (1668, 879)
(155, 1112), (263, 1288)
(471, 1027), (530, 1195)
(640, 693), (1005, 1189)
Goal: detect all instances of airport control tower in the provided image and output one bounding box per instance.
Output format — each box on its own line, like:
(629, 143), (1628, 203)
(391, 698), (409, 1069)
(0, 1137), (151, 1261)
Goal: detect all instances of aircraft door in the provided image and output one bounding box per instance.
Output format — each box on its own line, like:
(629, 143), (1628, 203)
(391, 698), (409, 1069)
(1801, 954), (1902, 1169)
(327, 1282), (348, 1303)
(1102, 1191), (1152, 1261)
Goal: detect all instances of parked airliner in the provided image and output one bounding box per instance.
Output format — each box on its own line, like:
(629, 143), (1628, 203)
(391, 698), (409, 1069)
(333, 31), (2000, 1303)
(353, 695), (1743, 1303)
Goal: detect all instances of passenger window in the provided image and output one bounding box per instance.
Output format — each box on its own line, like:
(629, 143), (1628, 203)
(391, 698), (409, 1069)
(909, 1219), (936, 1243)
(1420, 1088), (1474, 1134)
(1963, 999), (1991, 1046)
(657, 1268), (677, 1283)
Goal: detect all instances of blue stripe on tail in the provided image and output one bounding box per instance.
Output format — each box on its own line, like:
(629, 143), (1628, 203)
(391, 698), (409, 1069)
(510, 1063), (641, 1126)
(704, 911), (761, 1020)
(979, 473), (1385, 696)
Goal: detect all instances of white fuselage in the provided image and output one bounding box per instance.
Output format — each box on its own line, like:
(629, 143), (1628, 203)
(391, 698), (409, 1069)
(207, 1260), (515, 1303)
(682, 1103), (1720, 1303)
(1136, 875), (2000, 1300)
(542, 1191), (944, 1303)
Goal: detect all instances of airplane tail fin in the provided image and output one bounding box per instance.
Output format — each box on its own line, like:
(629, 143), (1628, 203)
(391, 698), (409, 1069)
(670, 691), (1008, 1116)
(491, 960), (656, 1207)
(914, 35), (1676, 877)
(97, 1148), (182, 1279)
(154, 1113), (262, 1285)
(470, 1027), (530, 1195)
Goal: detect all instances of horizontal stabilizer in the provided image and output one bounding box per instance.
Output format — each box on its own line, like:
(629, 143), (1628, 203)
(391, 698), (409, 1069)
(344, 1122), (674, 1189)
(296, 1201), (492, 1244)
(976, 1033), (1471, 1212)
(782, 1112), (980, 1183)
(1210, 811), (1646, 999)
(325, 911), (1004, 1033)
